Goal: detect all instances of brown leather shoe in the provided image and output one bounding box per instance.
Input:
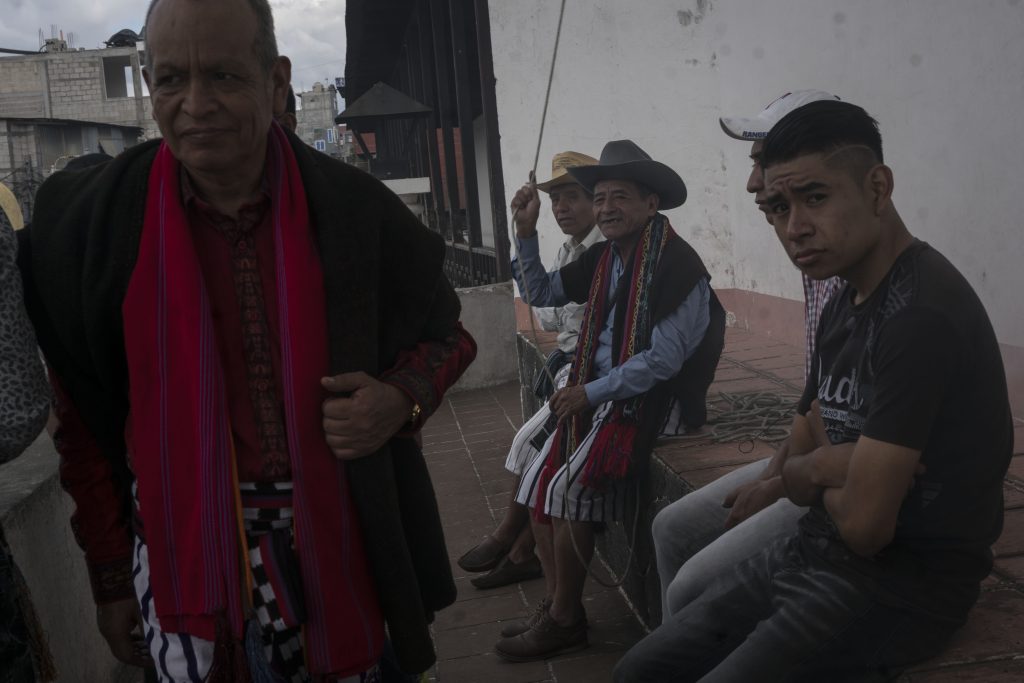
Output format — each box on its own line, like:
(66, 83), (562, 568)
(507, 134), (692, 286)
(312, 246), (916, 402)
(495, 608), (589, 662)
(456, 535), (510, 573)
(498, 597), (551, 638)
(471, 554), (543, 590)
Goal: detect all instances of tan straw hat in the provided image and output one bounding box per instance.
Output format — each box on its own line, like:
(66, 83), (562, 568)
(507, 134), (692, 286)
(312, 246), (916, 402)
(535, 151), (598, 192)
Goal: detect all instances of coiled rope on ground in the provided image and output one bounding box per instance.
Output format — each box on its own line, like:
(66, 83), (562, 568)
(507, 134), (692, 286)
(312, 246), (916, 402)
(660, 390), (802, 451)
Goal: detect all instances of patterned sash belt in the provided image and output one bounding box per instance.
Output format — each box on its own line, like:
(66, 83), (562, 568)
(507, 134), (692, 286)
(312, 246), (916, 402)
(239, 481), (308, 682)
(239, 481), (307, 633)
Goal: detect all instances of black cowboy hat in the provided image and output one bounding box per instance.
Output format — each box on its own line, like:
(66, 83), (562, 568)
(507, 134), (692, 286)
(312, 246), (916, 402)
(567, 139), (687, 209)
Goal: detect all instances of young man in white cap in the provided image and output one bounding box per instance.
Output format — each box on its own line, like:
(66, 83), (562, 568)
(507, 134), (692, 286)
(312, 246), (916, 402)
(458, 151), (602, 590)
(497, 140), (725, 662)
(616, 98), (1012, 683)
(650, 90), (846, 621)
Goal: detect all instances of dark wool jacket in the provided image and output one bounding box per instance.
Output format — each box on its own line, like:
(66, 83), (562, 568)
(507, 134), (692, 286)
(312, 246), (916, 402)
(559, 230), (726, 458)
(20, 131), (458, 673)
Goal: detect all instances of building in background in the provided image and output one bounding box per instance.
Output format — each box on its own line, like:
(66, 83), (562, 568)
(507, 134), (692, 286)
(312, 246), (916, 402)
(0, 38), (156, 138)
(295, 81), (343, 158)
(0, 35), (154, 224)
(0, 116), (142, 225)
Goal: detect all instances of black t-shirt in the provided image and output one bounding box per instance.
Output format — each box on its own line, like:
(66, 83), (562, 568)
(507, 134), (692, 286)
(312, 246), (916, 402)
(797, 240), (1013, 617)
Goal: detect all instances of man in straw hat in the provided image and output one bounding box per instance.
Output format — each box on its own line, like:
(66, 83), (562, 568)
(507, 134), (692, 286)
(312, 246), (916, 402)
(458, 151), (602, 591)
(496, 140), (725, 661)
(651, 90), (846, 623)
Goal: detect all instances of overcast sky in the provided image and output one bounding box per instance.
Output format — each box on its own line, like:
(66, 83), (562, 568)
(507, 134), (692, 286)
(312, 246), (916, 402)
(0, 0), (346, 95)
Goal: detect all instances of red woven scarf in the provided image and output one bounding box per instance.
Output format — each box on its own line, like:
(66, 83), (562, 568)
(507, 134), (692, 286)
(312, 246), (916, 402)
(123, 125), (383, 676)
(533, 216), (674, 522)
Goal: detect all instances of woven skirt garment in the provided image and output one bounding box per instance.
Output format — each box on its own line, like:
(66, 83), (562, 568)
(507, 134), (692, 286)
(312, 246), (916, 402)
(133, 482), (382, 683)
(513, 399), (688, 522)
(503, 363), (571, 476)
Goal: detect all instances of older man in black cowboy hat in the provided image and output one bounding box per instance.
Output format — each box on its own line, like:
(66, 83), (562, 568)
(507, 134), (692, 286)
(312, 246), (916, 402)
(497, 140), (725, 661)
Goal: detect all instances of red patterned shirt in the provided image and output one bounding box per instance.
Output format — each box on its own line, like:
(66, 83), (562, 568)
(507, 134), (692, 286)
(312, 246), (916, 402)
(802, 273), (844, 379)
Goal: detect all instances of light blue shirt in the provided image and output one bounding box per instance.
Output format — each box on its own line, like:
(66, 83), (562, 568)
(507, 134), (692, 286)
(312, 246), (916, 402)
(512, 234), (710, 406)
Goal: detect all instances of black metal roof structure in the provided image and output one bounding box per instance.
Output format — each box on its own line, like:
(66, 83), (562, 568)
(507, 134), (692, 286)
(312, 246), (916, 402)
(343, 0), (416, 103)
(342, 0), (511, 285)
(335, 81), (431, 128)
(105, 29), (141, 48)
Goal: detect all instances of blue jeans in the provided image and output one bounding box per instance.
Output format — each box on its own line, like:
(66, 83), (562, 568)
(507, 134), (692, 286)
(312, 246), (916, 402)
(652, 458), (805, 618)
(614, 535), (963, 682)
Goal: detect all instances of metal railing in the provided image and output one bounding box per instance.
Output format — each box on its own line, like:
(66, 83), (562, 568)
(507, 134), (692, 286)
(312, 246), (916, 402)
(443, 241), (498, 288)
(423, 208), (503, 288)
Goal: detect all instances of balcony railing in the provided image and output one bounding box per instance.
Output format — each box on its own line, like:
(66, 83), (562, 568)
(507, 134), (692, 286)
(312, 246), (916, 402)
(443, 241), (498, 288)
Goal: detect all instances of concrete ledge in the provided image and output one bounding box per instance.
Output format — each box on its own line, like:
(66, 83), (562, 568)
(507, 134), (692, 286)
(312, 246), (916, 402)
(1, 432), (135, 683)
(453, 282), (519, 392)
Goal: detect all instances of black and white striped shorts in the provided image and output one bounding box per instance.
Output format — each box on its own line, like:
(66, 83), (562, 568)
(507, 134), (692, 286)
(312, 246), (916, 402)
(513, 399), (688, 522)
(132, 481), (382, 683)
(504, 364), (572, 476)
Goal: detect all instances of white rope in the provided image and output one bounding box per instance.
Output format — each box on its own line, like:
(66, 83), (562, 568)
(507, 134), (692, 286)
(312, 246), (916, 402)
(530, 0), (568, 176)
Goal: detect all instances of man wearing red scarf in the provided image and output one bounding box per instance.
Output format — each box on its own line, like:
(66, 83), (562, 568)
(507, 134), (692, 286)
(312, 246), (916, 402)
(19, 0), (474, 681)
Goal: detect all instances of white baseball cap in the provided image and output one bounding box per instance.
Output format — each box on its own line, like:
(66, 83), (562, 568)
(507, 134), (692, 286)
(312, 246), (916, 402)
(719, 90), (841, 140)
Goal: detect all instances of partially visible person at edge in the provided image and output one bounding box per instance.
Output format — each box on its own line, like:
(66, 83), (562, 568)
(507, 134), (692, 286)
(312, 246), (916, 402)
(1, 205), (51, 683)
(615, 100), (1013, 682)
(496, 139), (725, 662)
(17, 0), (476, 681)
(457, 151), (603, 591)
(651, 90), (845, 621)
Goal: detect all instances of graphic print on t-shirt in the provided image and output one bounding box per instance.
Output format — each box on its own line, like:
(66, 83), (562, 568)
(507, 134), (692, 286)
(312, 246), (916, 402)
(815, 365), (868, 441)
(808, 265), (916, 445)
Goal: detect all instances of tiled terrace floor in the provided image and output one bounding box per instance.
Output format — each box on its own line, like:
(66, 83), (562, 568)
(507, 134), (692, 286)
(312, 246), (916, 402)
(419, 326), (1024, 682)
(421, 382), (645, 682)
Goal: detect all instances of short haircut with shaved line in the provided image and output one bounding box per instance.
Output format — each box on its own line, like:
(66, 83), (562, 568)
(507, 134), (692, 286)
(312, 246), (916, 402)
(143, 0), (279, 73)
(761, 100), (884, 181)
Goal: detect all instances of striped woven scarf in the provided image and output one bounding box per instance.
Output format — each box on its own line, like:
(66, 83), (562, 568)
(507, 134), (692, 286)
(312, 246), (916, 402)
(534, 215), (674, 521)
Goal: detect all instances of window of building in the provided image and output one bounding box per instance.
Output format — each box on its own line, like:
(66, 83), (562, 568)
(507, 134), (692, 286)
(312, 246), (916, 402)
(314, 140), (327, 152)
(326, 128), (335, 143)
(102, 55), (134, 99)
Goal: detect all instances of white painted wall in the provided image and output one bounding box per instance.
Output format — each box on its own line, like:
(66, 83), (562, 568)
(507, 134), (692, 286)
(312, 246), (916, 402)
(490, 0), (1024, 347)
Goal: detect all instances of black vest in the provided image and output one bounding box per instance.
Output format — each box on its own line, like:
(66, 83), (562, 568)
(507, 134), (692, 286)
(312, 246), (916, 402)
(559, 229), (725, 435)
